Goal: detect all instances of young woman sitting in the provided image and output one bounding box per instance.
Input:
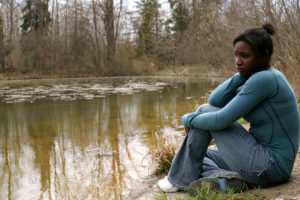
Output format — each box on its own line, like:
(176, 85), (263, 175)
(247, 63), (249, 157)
(157, 23), (299, 196)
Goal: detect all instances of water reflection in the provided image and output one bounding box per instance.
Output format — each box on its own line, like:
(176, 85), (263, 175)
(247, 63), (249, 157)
(0, 77), (219, 200)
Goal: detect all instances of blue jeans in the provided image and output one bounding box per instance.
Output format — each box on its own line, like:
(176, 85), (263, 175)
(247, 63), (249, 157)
(168, 104), (286, 188)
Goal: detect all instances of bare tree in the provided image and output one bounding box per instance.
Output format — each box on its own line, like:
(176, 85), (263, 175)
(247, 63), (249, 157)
(92, 0), (101, 66)
(263, 0), (288, 69)
(74, 0), (79, 60)
(0, 0), (298, 87)
(7, 0), (15, 41)
(0, 9), (5, 71)
(103, 0), (116, 61)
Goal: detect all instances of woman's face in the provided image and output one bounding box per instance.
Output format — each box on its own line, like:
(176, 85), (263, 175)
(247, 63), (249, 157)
(234, 41), (259, 79)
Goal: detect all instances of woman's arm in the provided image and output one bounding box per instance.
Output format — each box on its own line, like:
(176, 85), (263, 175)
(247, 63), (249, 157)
(183, 71), (277, 130)
(208, 73), (246, 108)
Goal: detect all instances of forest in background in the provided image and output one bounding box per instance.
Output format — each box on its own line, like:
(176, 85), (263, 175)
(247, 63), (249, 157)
(0, 0), (299, 91)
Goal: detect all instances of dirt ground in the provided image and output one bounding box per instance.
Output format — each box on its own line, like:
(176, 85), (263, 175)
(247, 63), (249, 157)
(259, 149), (300, 200)
(129, 124), (300, 200)
(128, 148), (300, 200)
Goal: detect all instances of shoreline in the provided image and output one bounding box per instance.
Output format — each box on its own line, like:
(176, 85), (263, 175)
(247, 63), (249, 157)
(0, 70), (230, 81)
(1, 71), (299, 100)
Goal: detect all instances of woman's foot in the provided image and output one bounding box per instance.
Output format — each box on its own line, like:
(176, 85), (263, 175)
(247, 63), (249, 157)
(188, 176), (247, 196)
(157, 176), (181, 193)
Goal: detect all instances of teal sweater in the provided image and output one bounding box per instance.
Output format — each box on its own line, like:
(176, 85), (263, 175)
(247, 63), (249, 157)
(182, 68), (299, 180)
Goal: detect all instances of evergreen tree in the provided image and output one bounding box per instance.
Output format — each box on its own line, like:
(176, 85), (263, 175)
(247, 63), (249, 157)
(21, 0), (51, 34)
(20, 0), (51, 70)
(168, 0), (190, 37)
(136, 0), (160, 55)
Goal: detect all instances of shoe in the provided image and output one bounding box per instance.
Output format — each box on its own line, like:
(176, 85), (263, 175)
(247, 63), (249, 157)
(157, 176), (181, 193)
(188, 176), (247, 196)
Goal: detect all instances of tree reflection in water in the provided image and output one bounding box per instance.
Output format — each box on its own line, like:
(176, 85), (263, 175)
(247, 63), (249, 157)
(0, 77), (217, 200)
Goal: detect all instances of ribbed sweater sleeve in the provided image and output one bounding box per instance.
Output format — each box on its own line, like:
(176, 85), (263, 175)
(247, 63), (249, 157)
(182, 71), (277, 130)
(208, 73), (246, 107)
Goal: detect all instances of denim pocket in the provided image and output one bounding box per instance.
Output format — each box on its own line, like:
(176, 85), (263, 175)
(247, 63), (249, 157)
(239, 157), (286, 188)
(263, 160), (288, 186)
(239, 168), (269, 187)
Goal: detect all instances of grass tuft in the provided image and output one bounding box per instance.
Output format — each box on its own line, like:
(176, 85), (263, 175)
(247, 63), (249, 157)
(154, 191), (168, 200)
(154, 186), (263, 200)
(237, 118), (248, 124)
(153, 142), (176, 175)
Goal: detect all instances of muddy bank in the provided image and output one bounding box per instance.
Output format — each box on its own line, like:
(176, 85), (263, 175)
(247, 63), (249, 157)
(129, 124), (300, 200)
(129, 150), (300, 200)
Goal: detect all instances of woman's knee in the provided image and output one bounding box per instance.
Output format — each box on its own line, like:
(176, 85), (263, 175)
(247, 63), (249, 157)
(196, 103), (221, 113)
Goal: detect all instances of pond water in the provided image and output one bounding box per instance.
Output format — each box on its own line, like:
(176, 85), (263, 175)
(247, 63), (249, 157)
(0, 76), (220, 200)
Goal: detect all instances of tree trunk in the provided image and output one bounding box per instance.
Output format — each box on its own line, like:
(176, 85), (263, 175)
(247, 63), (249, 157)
(0, 11), (5, 72)
(154, 7), (158, 42)
(55, 0), (59, 40)
(8, 0), (14, 41)
(74, 0), (78, 60)
(192, 0), (197, 19)
(104, 0), (115, 61)
(92, 0), (100, 66)
(64, 0), (69, 52)
(115, 0), (122, 48)
(50, 0), (55, 35)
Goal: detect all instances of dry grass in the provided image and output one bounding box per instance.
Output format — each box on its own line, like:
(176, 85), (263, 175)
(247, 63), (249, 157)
(153, 141), (176, 175)
(152, 131), (179, 175)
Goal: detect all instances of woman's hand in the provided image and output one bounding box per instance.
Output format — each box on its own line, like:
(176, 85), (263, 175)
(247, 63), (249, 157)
(182, 112), (199, 128)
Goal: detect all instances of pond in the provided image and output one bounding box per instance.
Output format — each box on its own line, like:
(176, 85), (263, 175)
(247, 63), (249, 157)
(0, 76), (220, 200)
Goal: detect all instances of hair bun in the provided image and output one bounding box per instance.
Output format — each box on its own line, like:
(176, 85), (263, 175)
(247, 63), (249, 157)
(262, 22), (275, 35)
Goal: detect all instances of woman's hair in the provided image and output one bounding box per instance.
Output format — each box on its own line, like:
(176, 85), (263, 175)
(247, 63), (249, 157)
(233, 22), (275, 60)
